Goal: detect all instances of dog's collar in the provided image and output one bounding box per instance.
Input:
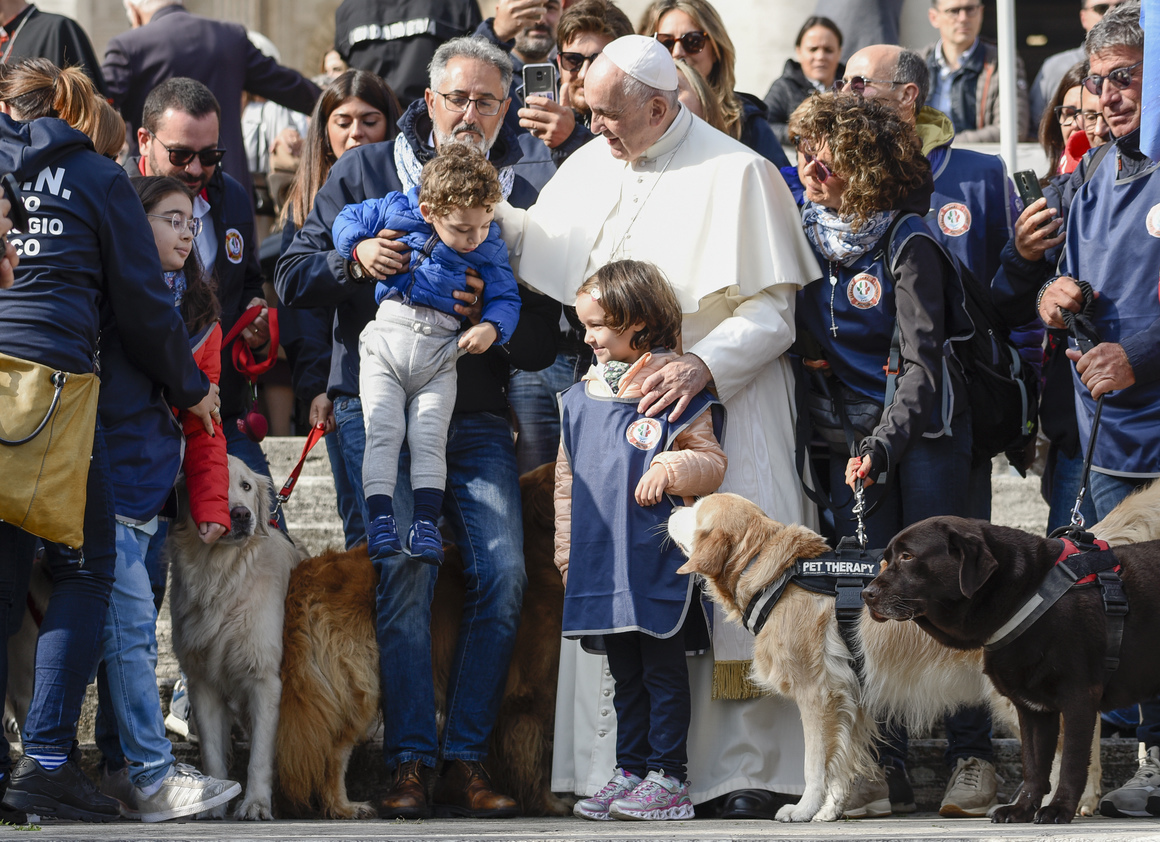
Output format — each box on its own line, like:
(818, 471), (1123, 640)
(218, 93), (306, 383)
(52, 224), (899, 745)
(741, 554), (880, 636)
(984, 537), (1118, 652)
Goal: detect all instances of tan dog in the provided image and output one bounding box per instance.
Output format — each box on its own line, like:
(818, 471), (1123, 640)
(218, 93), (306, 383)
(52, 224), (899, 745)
(167, 455), (305, 820)
(669, 493), (1015, 822)
(274, 461), (568, 818)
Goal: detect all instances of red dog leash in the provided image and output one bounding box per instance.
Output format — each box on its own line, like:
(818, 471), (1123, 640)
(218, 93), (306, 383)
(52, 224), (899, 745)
(270, 422), (328, 527)
(221, 305), (281, 442)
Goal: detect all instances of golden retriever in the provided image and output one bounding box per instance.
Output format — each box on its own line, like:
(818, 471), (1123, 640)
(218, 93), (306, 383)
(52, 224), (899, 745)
(167, 455), (304, 820)
(273, 461), (568, 819)
(668, 493), (1018, 822)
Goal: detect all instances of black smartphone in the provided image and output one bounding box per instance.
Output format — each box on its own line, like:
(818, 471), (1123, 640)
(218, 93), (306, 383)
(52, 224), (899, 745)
(0, 173), (28, 252)
(1013, 169), (1044, 211)
(521, 62), (558, 105)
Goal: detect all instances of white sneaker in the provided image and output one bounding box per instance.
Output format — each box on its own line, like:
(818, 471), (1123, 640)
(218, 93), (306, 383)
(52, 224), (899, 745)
(164, 678), (198, 743)
(940, 756), (999, 817)
(133, 764), (241, 823)
(98, 766), (140, 820)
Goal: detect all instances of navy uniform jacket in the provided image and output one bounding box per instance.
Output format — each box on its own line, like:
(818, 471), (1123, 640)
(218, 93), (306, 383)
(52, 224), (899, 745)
(102, 3), (320, 202)
(275, 98), (558, 415)
(0, 115), (206, 517)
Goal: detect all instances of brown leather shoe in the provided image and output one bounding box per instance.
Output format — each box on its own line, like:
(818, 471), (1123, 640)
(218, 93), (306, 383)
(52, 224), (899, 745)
(378, 759), (433, 819)
(432, 760), (519, 818)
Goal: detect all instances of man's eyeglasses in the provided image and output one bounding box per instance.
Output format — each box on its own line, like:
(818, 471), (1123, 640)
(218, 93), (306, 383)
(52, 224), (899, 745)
(938, 4), (982, 17)
(149, 132), (226, 168)
(1083, 60), (1142, 95)
(1087, 3), (1111, 14)
(147, 212), (202, 237)
(435, 91), (503, 116)
(833, 76), (901, 94)
(1082, 109), (1106, 124)
(653, 31), (710, 56)
(557, 50), (601, 73)
(1054, 105), (1081, 127)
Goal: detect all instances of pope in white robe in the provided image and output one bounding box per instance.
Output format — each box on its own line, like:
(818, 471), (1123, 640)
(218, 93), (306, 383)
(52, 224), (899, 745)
(496, 36), (822, 811)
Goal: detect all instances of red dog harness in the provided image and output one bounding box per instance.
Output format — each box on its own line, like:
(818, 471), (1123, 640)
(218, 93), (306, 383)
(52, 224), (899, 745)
(985, 534), (1127, 672)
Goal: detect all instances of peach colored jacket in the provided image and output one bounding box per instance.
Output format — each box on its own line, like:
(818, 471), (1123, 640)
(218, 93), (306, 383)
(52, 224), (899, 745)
(553, 350), (727, 581)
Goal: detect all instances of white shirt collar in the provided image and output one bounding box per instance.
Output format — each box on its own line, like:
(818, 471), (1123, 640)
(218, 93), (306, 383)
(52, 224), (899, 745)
(633, 104), (692, 170)
(934, 37), (980, 75)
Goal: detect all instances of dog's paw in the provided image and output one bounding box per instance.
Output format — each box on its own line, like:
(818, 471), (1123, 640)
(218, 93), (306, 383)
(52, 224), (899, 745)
(1076, 796), (1098, 816)
(1034, 804), (1076, 824)
(775, 802), (815, 822)
(991, 803), (1035, 824)
(235, 798), (274, 821)
(351, 802), (378, 820)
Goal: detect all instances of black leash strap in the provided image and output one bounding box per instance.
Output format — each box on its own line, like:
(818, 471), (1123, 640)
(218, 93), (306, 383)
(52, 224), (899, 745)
(1058, 281), (1103, 534)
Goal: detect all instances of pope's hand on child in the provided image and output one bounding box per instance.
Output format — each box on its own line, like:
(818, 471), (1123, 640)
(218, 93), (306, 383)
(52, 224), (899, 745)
(354, 228), (410, 279)
(453, 271), (485, 323)
(198, 521), (228, 544)
(458, 321), (497, 354)
(634, 462), (669, 507)
(186, 382), (221, 436)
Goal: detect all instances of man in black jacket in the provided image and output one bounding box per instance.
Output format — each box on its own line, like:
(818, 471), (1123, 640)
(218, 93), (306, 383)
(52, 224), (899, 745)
(130, 78), (275, 490)
(103, 1), (319, 205)
(277, 36), (558, 820)
(0, 1), (105, 93)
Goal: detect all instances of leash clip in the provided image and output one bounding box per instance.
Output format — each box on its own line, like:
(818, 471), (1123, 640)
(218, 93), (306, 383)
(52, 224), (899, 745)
(852, 478), (868, 551)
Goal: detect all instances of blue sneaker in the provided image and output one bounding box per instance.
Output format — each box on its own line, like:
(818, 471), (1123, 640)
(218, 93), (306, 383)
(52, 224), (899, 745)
(407, 518), (444, 565)
(367, 514), (401, 558)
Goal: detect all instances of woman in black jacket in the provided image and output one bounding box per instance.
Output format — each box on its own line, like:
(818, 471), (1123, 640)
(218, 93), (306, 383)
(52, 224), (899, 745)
(764, 16), (844, 146)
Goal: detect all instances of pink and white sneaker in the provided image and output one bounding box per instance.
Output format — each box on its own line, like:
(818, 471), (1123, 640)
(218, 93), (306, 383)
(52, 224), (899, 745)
(609, 770), (694, 820)
(573, 768), (643, 821)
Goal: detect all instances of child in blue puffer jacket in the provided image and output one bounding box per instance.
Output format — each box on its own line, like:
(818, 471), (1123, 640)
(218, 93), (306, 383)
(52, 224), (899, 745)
(331, 144), (521, 565)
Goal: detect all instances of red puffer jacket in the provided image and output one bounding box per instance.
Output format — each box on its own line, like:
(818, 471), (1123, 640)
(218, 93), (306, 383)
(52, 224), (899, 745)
(178, 322), (230, 529)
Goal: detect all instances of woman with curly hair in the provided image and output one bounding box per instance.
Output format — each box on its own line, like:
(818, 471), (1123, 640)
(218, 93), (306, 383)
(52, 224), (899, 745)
(638, 0), (787, 166)
(788, 91), (973, 817)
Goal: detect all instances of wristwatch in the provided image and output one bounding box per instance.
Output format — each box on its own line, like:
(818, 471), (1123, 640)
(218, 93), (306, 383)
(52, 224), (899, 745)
(346, 258), (366, 282)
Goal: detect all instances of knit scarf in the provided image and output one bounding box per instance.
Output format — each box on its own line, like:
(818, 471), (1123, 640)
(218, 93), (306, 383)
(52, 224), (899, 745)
(802, 202), (898, 267)
(164, 270), (186, 306)
(600, 360), (632, 394)
(393, 132), (516, 199)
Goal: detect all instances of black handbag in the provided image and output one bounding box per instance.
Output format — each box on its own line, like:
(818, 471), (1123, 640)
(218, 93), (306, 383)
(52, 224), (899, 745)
(805, 370), (884, 453)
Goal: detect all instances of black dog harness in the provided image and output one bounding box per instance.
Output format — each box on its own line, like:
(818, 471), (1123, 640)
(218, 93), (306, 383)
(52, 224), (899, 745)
(984, 535), (1128, 671)
(742, 537), (879, 677)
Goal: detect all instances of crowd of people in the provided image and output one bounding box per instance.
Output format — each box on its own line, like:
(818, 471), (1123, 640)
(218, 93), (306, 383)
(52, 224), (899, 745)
(0, 0), (1157, 827)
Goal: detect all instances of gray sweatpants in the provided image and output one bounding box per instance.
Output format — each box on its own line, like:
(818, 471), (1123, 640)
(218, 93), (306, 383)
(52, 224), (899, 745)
(358, 299), (462, 499)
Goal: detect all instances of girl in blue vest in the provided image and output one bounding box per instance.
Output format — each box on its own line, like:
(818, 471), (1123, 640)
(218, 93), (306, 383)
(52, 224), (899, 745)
(554, 259), (726, 822)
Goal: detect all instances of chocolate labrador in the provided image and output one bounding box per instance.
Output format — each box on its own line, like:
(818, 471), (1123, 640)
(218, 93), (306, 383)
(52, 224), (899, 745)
(862, 517), (1160, 824)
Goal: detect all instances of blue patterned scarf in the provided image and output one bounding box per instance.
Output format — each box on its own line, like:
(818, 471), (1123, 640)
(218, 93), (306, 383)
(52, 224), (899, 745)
(802, 203), (898, 267)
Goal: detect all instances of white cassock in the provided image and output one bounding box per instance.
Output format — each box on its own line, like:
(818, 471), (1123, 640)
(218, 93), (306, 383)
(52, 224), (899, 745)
(497, 104), (822, 803)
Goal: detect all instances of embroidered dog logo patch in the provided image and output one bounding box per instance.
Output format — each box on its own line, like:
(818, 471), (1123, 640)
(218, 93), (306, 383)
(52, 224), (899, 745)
(938, 202), (971, 237)
(225, 228), (244, 264)
(626, 417), (663, 451)
(1147, 204), (1160, 238)
(847, 273), (882, 309)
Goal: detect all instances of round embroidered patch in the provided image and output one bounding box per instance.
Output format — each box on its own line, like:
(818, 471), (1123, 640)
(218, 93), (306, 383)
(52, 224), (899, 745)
(847, 273), (882, 309)
(938, 202), (972, 237)
(626, 417), (663, 451)
(225, 228), (244, 264)
(1146, 204), (1160, 238)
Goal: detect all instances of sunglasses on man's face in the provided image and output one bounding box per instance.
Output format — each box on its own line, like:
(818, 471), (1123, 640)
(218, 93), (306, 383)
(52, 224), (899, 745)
(832, 76), (900, 95)
(1082, 59), (1142, 95)
(150, 132), (226, 168)
(557, 50), (601, 73)
(653, 31), (710, 56)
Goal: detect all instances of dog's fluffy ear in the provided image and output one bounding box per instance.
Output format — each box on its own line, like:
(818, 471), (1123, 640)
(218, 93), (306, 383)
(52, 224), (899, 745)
(948, 523), (998, 598)
(677, 524), (734, 578)
(773, 523), (829, 563)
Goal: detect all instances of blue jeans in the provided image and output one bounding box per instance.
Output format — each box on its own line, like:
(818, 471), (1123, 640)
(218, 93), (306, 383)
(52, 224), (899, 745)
(1045, 444), (1099, 534)
(325, 430), (366, 549)
(332, 396), (371, 532)
(508, 350), (589, 476)
(94, 522), (173, 788)
(336, 405), (527, 770)
(0, 423), (117, 756)
(223, 417), (284, 531)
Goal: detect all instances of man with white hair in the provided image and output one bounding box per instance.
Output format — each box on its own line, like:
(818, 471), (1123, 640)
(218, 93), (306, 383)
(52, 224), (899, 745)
(102, 0), (319, 201)
(498, 34), (821, 819)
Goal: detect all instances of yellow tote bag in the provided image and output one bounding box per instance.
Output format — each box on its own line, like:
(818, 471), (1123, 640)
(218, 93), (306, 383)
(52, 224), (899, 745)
(0, 351), (99, 548)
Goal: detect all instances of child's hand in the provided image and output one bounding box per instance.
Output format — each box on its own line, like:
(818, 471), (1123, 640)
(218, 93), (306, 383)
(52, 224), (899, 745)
(635, 463), (669, 507)
(458, 322), (497, 354)
(186, 382), (221, 436)
(198, 522), (228, 544)
(353, 230), (409, 279)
